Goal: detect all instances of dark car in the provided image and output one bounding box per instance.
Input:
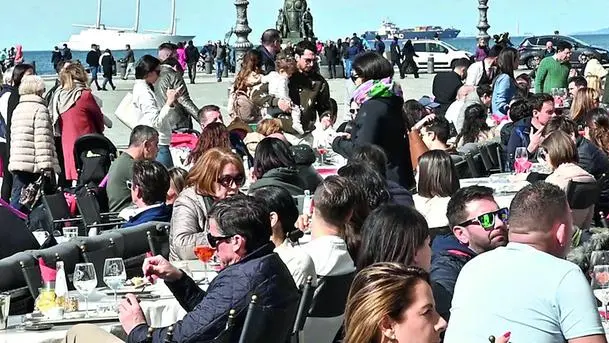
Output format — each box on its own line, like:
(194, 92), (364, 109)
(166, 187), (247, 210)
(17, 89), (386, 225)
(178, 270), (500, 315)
(517, 35), (609, 69)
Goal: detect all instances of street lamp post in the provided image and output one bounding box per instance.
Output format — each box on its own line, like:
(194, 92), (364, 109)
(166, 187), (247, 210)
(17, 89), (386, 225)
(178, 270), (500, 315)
(234, 0), (253, 75)
(477, 0), (490, 41)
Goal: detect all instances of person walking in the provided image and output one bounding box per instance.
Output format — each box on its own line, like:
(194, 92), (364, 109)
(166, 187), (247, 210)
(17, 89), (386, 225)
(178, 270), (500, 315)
(51, 46), (62, 72)
(99, 49), (116, 91)
(345, 40), (359, 79)
(341, 38), (350, 78)
(390, 37), (404, 79)
(185, 40), (200, 84)
(324, 40), (338, 79)
(214, 41), (227, 82)
(86, 44), (101, 90)
(401, 40), (419, 79)
(122, 44), (135, 80)
(61, 44), (72, 61)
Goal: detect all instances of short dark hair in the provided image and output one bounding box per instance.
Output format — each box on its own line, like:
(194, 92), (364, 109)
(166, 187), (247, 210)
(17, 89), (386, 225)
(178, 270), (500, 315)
(338, 162), (390, 209)
(529, 93), (554, 112)
(63, 44), (68, 48)
(294, 40), (317, 56)
(488, 45), (503, 58)
(452, 58), (471, 69)
(351, 144), (388, 177)
(508, 98), (532, 122)
(568, 76), (587, 88)
(422, 116), (451, 144)
(126, 44), (131, 49)
(198, 104), (221, 122)
(253, 138), (296, 179)
(12, 64), (34, 88)
(250, 186), (299, 236)
(352, 51), (394, 81)
(261, 29), (281, 44)
(132, 160), (170, 205)
(158, 42), (178, 52)
(509, 182), (567, 233)
(208, 195), (272, 252)
(129, 125), (159, 147)
(135, 55), (161, 79)
(402, 99), (427, 129)
(446, 185), (495, 229)
(356, 204), (429, 270)
(417, 150), (460, 199)
(476, 84), (492, 98)
(541, 116), (578, 137)
(556, 41), (573, 52)
(375, 35), (381, 40)
(168, 167), (188, 194)
(314, 176), (360, 229)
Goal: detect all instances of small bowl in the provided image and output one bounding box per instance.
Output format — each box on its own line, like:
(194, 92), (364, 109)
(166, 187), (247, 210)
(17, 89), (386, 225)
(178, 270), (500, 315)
(45, 307), (64, 320)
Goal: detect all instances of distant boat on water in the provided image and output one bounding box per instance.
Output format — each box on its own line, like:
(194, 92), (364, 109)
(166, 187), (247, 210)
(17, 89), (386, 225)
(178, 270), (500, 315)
(66, 0), (194, 51)
(362, 20), (461, 41)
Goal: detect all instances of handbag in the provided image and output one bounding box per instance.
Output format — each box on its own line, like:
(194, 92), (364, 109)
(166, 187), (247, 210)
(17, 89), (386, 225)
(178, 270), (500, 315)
(19, 175), (44, 210)
(115, 92), (141, 129)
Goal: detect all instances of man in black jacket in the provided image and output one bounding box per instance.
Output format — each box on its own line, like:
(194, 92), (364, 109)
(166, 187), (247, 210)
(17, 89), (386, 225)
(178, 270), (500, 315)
(390, 37), (404, 79)
(67, 195), (299, 343)
(85, 44), (101, 90)
(431, 186), (508, 321)
(185, 40), (200, 84)
(122, 44), (135, 80)
(324, 40), (338, 79)
(432, 58), (470, 117)
(258, 29), (282, 75)
(50, 46), (62, 72)
(374, 35), (385, 54)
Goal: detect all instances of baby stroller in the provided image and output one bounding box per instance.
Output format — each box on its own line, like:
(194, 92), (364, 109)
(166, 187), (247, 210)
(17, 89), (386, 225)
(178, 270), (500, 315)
(73, 134), (117, 187)
(170, 128), (199, 170)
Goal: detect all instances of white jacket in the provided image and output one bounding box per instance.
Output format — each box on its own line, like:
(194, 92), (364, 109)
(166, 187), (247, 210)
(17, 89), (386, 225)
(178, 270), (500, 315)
(131, 80), (172, 146)
(0, 91), (10, 143)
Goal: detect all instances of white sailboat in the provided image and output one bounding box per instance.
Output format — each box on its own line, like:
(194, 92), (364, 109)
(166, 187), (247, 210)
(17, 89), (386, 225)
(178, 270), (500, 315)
(66, 0), (195, 51)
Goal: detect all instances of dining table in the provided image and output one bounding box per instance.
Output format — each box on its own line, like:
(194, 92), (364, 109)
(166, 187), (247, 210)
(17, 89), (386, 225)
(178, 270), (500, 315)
(459, 173), (531, 208)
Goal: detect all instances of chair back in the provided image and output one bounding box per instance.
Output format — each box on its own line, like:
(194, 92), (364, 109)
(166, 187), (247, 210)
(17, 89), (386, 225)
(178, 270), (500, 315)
(464, 153), (487, 178)
(452, 156), (470, 179)
(238, 294), (299, 343)
(146, 223), (171, 258)
(291, 276), (316, 343)
(210, 309), (237, 343)
(566, 180), (600, 210)
(41, 193), (71, 222)
(75, 186), (103, 227)
(483, 142), (502, 171)
(0, 207), (40, 260)
(309, 272), (355, 318)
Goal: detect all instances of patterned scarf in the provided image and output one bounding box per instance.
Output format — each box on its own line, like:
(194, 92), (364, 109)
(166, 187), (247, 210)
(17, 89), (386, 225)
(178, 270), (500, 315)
(351, 77), (403, 105)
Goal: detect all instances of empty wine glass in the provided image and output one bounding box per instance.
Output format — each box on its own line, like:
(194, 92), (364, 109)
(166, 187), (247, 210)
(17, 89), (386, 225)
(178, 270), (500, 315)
(103, 258), (126, 307)
(73, 263), (97, 318)
(592, 265), (609, 323)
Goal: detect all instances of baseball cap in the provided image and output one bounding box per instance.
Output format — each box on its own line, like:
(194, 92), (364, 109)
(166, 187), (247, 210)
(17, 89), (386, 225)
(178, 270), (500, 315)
(418, 96), (440, 108)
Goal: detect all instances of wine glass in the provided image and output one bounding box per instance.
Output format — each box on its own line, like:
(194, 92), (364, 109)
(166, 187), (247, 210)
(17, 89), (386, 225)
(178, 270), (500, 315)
(194, 246), (216, 285)
(103, 258), (126, 307)
(73, 263), (97, 317)
(514, 147), (528, 173)
(592, 265), (609, 323)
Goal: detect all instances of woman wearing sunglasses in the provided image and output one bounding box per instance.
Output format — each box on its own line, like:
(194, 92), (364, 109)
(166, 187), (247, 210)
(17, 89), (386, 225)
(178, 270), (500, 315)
(169, 148), (246, 261)
(541, 130), (596, 230)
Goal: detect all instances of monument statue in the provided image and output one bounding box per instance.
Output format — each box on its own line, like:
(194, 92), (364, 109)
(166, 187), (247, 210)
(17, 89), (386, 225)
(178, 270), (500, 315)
(275, 9), (287, 37)
(301, 8), (314, 38)
(280, 0), (311, 40)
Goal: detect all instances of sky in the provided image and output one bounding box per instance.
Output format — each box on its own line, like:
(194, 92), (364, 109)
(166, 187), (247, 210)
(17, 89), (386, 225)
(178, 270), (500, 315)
(1, 0), (606, 51)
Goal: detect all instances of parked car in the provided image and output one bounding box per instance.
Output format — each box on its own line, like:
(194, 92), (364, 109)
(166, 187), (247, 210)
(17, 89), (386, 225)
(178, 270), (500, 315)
(517, 35), (609, 69)
(407, 40), (471, 70)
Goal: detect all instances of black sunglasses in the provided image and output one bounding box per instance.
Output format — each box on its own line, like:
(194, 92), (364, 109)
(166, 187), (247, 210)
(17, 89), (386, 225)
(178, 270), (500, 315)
(458, 208), (509, 230)
(207, 232), (235, 248)
(217, 174), (245, 188)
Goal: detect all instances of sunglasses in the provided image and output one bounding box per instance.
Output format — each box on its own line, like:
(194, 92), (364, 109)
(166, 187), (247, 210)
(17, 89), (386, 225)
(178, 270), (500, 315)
(217, 174), (245, 188)
(207, 232), (235, 248)
(458, 208), (509, 230)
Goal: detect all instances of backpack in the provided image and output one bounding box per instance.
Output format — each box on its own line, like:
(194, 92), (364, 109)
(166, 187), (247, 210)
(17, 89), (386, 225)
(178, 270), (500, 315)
(228, 90), (261, 123)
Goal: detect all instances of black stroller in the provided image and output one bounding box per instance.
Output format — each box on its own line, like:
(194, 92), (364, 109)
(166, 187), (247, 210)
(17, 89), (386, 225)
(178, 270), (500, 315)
(73, 133), (117, 187)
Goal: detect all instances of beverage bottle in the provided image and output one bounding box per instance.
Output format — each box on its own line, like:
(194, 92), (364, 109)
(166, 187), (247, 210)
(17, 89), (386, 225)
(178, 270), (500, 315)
(55, 260), (68, 308)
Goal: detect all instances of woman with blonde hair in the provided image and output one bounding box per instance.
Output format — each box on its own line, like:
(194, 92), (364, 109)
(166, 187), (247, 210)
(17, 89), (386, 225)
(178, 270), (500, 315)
(9, 75), (60, 208)
(344, 263), (447, 343)
(50, 62), (105, 182)
(570, 87), (599, 125)
(169, 148), (245, 260)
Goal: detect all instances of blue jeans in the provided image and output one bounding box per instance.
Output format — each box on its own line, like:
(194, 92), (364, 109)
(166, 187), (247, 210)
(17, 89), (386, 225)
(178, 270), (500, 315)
(10, 171), (39, 209)
(156, 145), (174, 168)
(216, 60), (225, 79)
(90, 65), (99, 80)
(344, 59), (353, 79)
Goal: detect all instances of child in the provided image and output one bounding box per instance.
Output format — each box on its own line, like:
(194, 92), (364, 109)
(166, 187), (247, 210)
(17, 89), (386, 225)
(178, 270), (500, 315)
(312, 98), (338, 148)
(261, 54), (304, 135)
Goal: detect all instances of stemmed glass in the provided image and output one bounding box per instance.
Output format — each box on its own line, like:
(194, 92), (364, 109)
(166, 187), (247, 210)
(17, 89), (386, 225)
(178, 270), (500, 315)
(103, 258), (126, 307)
(194, 246), (216, 285)
(73, 263), (97, 317)
(514, 147), (528, 173)
(592, 265), (609, 323)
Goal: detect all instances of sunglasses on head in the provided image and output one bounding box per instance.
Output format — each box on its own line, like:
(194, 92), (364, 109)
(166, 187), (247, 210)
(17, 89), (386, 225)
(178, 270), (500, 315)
(217, 174), (245, 188)
(458, 208), (509, 230)
(207, 232), (235, 248)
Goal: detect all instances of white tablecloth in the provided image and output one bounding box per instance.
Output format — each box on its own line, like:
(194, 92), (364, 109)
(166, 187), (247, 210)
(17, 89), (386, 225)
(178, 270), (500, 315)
(459, 174), (530, 208)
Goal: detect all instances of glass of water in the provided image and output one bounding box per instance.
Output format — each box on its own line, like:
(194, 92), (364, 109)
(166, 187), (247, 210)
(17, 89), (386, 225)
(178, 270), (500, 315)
(103, 258), (126, 306)
(73, 263), (97, 317)
(63, 227), (78, 240)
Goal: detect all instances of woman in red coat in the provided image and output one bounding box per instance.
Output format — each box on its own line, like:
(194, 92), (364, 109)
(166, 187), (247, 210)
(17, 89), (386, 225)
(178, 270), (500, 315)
(50, 63), (105, 182)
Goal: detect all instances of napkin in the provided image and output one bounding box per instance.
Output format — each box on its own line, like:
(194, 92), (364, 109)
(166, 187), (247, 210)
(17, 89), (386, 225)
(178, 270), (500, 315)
(39, 258), (56, 283)
(514, 160), (533, 174)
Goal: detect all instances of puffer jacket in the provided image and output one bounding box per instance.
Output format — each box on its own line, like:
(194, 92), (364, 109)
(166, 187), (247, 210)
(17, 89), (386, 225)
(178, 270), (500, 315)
(128, 243), (300, 343)
(155, 64), (199, 130)
(8, 94), (60, 174)
(248, 167), (305, 196)
(169, 186), (213, 261)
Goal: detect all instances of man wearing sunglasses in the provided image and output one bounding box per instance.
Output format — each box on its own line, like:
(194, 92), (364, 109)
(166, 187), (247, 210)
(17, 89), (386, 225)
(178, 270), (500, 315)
(430, 185), (508, 321)
(113, 195), (299, 343)
(446, 183), (606, 343)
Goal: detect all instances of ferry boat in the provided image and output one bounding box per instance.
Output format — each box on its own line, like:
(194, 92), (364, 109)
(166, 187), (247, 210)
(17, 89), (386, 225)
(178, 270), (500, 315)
(362, 20), (460, 41)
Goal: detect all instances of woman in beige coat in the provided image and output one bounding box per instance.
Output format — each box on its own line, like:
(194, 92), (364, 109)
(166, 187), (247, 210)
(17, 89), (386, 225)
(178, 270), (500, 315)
(541, 130), (596, 230)
(8, 75), (60, 208)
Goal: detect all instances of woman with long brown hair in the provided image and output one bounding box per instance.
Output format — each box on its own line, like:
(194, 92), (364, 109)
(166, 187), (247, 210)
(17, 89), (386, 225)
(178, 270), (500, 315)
(570, 87), (600, 125)
(186, 122), (231, 166)
(585, 108), (609, 154)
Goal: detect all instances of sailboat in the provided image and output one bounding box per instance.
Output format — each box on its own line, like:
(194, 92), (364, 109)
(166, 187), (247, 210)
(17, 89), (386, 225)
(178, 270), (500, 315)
(66, 0), (195, 51)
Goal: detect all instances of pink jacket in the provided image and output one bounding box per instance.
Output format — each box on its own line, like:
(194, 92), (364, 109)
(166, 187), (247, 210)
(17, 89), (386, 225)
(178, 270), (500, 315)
(177, 48), (187, 70)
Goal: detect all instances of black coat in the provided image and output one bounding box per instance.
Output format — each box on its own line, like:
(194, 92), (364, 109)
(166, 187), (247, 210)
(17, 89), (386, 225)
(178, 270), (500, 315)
(332, 96), (415, 189)
(432, 71), (463, 116)
(127, 243), (299, 343)
(258, 45), (276, 75)
(100, 54), (115, 77)
(324, 44), (338, 64)
(185, 45), (200, 63)
(86, 50), (100, 67)
(249, 167), (306, 196)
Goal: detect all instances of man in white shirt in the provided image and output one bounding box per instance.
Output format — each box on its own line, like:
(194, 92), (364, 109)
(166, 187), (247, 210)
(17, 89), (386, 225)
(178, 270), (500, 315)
(445, 183), (606, 343)
(465, 45), (501, 86)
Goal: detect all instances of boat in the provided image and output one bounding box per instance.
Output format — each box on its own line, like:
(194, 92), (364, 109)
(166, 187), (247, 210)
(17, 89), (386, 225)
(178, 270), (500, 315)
(362, 20), (460, 41)
(66, 0), (195, 51)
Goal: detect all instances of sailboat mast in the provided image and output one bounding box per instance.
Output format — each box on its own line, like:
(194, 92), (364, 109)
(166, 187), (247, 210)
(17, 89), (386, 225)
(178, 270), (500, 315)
(170, 0), (176, 35)
(96, 0), (102, 29)
(134, 0), (141, 32)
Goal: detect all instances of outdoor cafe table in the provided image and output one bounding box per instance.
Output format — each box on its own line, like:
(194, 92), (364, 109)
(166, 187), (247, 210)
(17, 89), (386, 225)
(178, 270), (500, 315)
(0, 260), (216, 343)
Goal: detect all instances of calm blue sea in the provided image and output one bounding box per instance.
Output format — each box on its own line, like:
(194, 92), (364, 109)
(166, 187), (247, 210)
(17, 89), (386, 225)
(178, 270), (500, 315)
(15, 34), (609, 76)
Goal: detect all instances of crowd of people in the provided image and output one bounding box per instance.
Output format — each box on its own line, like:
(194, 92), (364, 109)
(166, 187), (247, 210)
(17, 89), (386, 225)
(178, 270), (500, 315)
(0, 26), (609, 343)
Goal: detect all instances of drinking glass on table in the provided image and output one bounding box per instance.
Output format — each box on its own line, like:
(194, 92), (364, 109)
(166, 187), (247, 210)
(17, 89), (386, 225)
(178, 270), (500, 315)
(103, 258), (126, 306)
(63, 226), (78, 240)
(592, 265), (609, 323)
(73, 263), (97, 317)
(194, 245), (216, 285)
(514, 147), (529, 173)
